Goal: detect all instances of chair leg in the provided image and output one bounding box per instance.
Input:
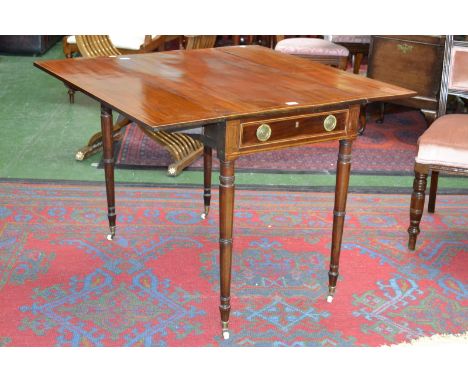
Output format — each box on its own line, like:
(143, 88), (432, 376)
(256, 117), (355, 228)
(63, 39), (77, 104)
(67, 87), (76, 104)
(408, 169), (428, 250)
(376, 102), (385, 124)
(65, 53), (76, 104)
(139, 128), (204, 176)
(428, 170), (439, 213)
(75, 115), (130, 160)
(358, 104), (367, 135)
(353, 52), (364, 74)
(338, 57), (348, 71)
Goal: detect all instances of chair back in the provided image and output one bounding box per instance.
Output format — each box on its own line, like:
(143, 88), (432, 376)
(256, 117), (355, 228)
(438, 35), (468, 116)
(185, 35), (217, 50)
(75, 35), (121, 58)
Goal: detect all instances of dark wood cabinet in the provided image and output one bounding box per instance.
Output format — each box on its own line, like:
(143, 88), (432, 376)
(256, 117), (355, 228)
(367, 35), (446, 122)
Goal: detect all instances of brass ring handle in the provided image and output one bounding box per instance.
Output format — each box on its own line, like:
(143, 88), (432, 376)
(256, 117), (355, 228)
(323, 115), (337, 132)
(256, 123), (272, 142)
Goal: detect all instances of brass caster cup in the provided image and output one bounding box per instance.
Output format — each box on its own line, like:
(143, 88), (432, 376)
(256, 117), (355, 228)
(106, 226), (116, 241)
(200, 206), (210, 220)
(327, 286), (336, 303)
(222, 321), (230, 340)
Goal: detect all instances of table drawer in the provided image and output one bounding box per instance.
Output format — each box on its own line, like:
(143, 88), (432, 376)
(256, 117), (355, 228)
(239, 110), (349, 148)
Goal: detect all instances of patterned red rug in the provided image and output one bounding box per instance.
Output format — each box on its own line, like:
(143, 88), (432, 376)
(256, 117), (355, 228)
(115, 106), (427, 174)
(0, 181), (466, 346)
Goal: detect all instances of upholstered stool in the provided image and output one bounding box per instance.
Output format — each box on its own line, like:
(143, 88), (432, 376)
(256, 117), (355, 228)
(275, 37), (349, 70)
(407, 114), (468, 250)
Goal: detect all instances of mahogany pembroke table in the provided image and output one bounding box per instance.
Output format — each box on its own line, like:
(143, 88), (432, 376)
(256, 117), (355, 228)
(35, 45), (414, 339)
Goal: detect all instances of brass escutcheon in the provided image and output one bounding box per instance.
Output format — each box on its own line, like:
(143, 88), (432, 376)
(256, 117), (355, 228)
(397, 43), (413, 54)
(323, 115), (337, 132)
(256, 123), (272, 142)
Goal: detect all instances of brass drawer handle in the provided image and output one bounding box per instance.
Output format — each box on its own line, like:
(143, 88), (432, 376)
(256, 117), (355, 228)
(256, 123), (272, 142)
(323, 115), (337, 132)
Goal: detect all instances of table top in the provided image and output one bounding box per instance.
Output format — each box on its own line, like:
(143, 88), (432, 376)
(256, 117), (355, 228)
(35, 45), (415, 131)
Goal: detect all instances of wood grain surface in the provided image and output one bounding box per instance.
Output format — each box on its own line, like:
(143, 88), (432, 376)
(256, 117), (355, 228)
(35, 45), (416, 131)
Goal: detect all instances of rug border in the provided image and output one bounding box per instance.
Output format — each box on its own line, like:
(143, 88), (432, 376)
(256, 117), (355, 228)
(1, 177), (467, 195)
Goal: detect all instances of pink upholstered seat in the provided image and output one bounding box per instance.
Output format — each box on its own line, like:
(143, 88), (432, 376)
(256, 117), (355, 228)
(416, 114), (468, 169)
(275, 38), (349, 57)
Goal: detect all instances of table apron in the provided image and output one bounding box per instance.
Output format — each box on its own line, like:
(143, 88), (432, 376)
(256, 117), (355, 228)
(221, 104), (361, 160)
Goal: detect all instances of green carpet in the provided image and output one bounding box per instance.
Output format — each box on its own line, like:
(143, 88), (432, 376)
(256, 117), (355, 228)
(0, 41), (467, 192)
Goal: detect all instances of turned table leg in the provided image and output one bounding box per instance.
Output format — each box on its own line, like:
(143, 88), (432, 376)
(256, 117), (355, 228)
(408, 169), (428, 250)
(201, 146), (212, 219)
(100, 104), (117, 241)
(218, 159), (235, 339)
(328, 140), (353, 303)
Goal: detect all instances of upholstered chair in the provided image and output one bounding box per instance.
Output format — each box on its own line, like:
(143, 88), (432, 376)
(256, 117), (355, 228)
(274, 36), (349, 70)
(407, 36), (468, 250)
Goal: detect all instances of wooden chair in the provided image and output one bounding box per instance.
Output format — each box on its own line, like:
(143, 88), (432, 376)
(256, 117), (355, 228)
(407, 35), (468, 250)
(184, 35), (217, 50)
(63, 34), (179, 58)
(71, 35), (216, 176)
(63, 35), (179, 103)
(323, 35), (370, 74)
(274, 35), (349, 70)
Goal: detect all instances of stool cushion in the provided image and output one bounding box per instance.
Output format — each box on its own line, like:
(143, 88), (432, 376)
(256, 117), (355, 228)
(275, 38), (349, 57)
(416, 114), (468, 169)
(327, 35), (371, 44)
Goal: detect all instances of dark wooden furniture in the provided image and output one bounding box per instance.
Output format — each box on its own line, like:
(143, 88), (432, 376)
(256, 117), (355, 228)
(367, 35), (446, 125)
(408, 36), (468, 250)
(325, 35), (370, 74)
(35, 46), (414, 339)
(0, 35), (61, 55)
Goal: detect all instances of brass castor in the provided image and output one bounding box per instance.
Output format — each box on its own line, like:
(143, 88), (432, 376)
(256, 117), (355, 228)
(221, 321), (230, 340)
(106, 226), (116, 241)
(327, 286), (336, 303)
(200, 206), (210, 220)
